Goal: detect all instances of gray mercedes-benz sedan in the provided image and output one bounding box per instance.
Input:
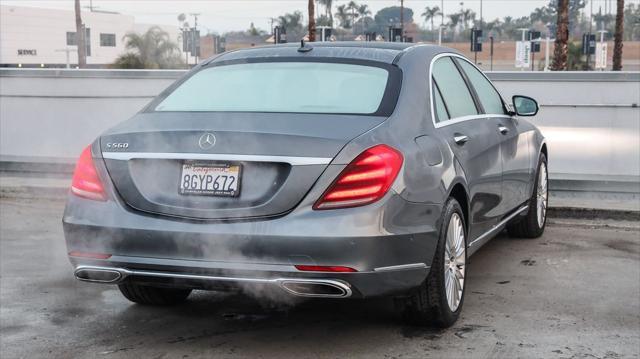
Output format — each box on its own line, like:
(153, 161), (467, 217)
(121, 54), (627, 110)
(63, 42), (547, 327)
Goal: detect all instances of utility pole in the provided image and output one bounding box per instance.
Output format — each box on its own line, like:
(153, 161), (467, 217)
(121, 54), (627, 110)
(587, 0), (594, 69)
(400, 0), (404, 42)
(480, 0), (483, 29)
(438, 0), (444, 45)
(490, 36), (494, 70)
(189, 13), (201, 64)
(74, 0), (86, 68)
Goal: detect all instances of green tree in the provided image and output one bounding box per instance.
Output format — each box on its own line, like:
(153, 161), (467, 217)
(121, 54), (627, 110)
(356, 4), (372, 34)
(372, 6), (414, 38)
(335, 4), (352, 29)
(460, 8), (476, 30)
(447, 13), (462, 33)
(112, 26), (183, 69)
(623, 2), (640, 40)
(374, 6), (413, 27)
(277, 11), (305, 41)
(485, 18), (503, 38)
(421, 6), (441, 32)
(567, 41), (589, 70)
(317, 0), (334, 27)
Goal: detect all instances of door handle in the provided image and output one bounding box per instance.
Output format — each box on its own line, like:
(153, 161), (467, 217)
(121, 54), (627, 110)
(498, 125), (509, 135)
(453, 134), (469, 145)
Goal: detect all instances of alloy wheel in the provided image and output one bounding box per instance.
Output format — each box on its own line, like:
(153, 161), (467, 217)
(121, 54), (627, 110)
(537, 162), (548, 228)
(444, 213), (466, 312)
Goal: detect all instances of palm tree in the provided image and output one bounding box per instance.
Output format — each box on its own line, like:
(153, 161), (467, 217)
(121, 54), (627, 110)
(460, 8), (476, 30)
(335, 4), (352, 29)
(74, 0), (86, 68)
(356, 4), (371, 34)
(358, 4), (371, 18)
(308, 0), (316, 41)
(613, 0), (625, 70)
(422, 6), (441, 32)
(551, 0), (570, 70)
(347, 1), (360, 32)
(485, 18), (503, 37)
(112, 26), (183, 69)
(278, 11), (303, 30)
(317, 0), (334, 27)
(448, 13), (462, 33)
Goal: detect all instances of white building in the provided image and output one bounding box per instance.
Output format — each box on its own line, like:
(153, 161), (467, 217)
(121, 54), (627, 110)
(0, 5), (194, 68)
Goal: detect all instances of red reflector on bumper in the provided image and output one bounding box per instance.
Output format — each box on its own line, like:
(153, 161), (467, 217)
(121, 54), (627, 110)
(294, 265), (357, 273)
(68, 251), (112, 260)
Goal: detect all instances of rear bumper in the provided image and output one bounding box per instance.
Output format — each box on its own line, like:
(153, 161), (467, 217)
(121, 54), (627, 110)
(63, 192), (442, 298)
(72, 261), (429, 299)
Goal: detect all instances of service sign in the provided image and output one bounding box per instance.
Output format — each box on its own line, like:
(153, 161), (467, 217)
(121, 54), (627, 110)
(515, 41), (531, 68)
(595, 42), (607, 69)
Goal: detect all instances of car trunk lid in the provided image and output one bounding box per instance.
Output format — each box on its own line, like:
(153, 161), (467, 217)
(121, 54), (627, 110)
(100, 112), (385, 220)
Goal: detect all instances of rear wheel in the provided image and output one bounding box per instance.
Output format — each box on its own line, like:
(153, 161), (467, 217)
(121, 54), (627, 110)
(118, 283), (192, 305)
(402, 198), (467, 327)
(507, 153), (548, 238)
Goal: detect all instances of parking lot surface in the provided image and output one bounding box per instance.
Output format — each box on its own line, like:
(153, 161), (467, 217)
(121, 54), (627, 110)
(1, 195), (639, 358)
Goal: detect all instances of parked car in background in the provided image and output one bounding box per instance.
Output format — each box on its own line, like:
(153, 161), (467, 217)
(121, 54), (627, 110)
(63, 42), (547, 327)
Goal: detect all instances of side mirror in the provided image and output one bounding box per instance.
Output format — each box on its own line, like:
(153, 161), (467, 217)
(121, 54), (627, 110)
(512, 95), (539, 116)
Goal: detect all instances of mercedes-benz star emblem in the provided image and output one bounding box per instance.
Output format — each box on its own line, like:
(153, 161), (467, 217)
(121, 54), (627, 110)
(198, 133), (217, 150)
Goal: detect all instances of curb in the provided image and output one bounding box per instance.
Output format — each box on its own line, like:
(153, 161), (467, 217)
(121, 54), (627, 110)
(547, 207), (639, 222)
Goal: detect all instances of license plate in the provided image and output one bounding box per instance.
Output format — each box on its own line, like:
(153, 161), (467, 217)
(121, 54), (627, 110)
(179, 162), (241, 197)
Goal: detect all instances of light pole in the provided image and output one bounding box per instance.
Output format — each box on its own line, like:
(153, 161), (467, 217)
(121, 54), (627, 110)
(400, 0), (404, 42)
(439, 0), (444, 45)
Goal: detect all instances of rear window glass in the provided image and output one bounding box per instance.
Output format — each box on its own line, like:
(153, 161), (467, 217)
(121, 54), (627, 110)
(154, 62), (390, 114)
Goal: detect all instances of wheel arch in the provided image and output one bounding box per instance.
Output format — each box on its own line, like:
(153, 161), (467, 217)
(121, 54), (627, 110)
(447, 182), (470, 236)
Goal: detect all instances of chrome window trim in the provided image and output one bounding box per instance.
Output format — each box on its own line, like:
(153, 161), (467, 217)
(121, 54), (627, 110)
(102, 152), (333, 166)
(468, 204), (529, 248)
(429, 53), (512, 129)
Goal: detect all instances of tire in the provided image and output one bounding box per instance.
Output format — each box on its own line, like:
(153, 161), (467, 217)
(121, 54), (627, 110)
(118, 283), (192, 305)
(402, 197), (467, 328)
(507, 153), (548, 239)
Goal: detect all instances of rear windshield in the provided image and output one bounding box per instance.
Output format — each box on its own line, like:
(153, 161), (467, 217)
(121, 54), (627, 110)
(153, 62), (391, 115)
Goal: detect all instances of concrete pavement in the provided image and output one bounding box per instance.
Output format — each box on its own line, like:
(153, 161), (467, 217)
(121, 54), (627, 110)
(1, 194), (639, 358)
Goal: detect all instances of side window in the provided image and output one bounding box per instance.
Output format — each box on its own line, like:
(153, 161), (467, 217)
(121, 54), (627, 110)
(433, 80), (449, 122)
(432, 57), (478, 119)
(456, 59), (507, 115)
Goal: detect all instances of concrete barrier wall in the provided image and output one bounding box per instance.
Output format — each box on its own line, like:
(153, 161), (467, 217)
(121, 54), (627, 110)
(1, 69), (639, 183)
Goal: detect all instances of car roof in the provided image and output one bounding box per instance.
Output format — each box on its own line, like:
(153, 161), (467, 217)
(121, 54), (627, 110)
(208, 42), (454, 65)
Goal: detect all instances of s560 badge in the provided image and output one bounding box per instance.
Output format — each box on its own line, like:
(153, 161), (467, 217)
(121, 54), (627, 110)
(106, 143), (129, 150)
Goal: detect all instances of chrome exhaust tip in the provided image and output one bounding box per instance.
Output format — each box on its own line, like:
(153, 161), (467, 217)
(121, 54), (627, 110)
(279, 279), (352, 298)
(74, 267), (124, 284)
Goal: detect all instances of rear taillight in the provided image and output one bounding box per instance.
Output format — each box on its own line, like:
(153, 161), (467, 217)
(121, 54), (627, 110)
(313, 144), (403, 210)
(71, 145), (106, 201)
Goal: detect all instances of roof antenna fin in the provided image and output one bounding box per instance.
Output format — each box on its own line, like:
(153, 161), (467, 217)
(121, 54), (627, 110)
(298, 39), (312, 53)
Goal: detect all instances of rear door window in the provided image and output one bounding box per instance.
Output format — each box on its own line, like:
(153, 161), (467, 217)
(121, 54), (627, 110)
(433, 81), (450, 122)
(455, 59), (507, 115)
(431, 57), (478, 119)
